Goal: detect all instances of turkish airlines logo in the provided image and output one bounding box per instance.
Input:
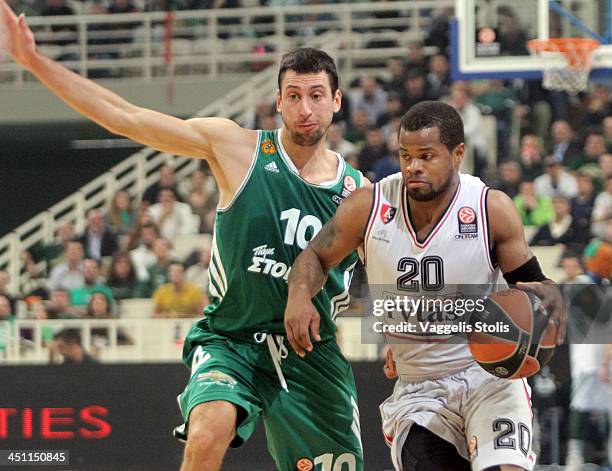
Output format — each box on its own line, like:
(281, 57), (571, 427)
(380, 204), (397, 224)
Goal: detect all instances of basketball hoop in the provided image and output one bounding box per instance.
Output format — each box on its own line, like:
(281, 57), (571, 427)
(527, 38), (600, 94)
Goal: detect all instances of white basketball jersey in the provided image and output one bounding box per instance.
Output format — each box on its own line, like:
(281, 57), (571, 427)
(364, 173), (501, 380)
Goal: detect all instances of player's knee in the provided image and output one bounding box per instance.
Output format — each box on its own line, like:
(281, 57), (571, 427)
(186, 401), (237, 450)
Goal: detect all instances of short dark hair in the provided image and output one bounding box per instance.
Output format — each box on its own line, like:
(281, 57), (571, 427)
(278, 48), (339, 95)
(54, 328), (82, 345)
(399, 101), (464, 152)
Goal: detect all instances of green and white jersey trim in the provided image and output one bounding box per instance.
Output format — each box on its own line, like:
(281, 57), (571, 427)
(208, 231), (228, 300)
(217, 131), (262, 213)
(331, 260), (357, 320)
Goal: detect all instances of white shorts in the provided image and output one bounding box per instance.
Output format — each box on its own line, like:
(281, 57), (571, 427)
(380, 363), (537, 471)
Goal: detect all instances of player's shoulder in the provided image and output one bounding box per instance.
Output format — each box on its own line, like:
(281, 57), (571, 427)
(459, 172), (487, 188)
(377, 172), (403, 188)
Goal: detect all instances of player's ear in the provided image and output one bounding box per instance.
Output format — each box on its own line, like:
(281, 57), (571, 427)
(276, 89), (282, 113)
(452, 143), (465, 168)
(333, 89), (342, 113)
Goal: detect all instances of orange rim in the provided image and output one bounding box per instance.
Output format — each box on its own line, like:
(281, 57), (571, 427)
(527, 38), (600, 67)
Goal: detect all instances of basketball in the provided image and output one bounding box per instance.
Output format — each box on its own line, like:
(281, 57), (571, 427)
(467, 288), (557, 379)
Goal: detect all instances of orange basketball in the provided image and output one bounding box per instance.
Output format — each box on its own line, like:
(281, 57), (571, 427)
(467, 288), (557, 379)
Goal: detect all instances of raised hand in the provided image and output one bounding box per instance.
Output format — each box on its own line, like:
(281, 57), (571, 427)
(0, 0), (37, 67)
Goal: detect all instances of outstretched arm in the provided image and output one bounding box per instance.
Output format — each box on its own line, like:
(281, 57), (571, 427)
(285, 187), (373, 356)
(488, 190), (566, 344)
(0, 1), (249, 159)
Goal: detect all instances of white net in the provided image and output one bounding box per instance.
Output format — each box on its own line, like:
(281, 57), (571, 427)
(528, 38), (600, 94)
(542, 66), (591, 94)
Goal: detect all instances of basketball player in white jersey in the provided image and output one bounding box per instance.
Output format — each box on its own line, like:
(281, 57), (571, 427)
(285, 101), (566, 471)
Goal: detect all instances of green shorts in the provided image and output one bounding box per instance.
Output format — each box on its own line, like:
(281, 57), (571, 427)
(177, 321), (363, 471)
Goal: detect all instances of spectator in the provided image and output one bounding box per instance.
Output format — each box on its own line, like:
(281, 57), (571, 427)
(185, 243), (211, 299)
(497, 6), (528, 55)
(583, 85), (612, 127)
(474, 80), (517, 162)
(549, 120), (581, 164)
(326, 123), (357, 161)
(87, 292), (132, 351)
(383, 57), (407, 95)
(31, 301), (58, 345)
(106, 0), (140, 45)
(129, 222), (159, 282)
(26, 220), (75, 272)
(570, 173), (597, 243)
(153, 263), (205, 318)
(148, 189), (196, 242)
(375, 92), (404, 128)
(517, 134), (545, 181)
(137, 237), (174, 297)
(106, 253), (138, 300)
(534, 155), (578, 199)
(358, 127), (387, 176)
(248, 100), (279, 130)
(584, 218), (612, 281)
(530, 196), (587, 250)
(402, 69), (435, 111)
(49, 240), (85, 291)
(179, 168), (217, 221)
(142, 164), (180, 205)
(447, 82), (488, 177)
(345, 107), (369, 145)
(591, 177), (612, 238)
(600, 153), (612, 180)
(424, 9), (451, 55)
(105, 190), (135, 236)
(41, 0), (76, 47)
(69, 258), (114, 312)
(513, 180), (554, 227)
(50, 328), (97, 365)
(351, 76), (387, 126)
(568, 132), (606, 172)
(426, 54), (451, 98)
(0, 271), (16, 314)
(491, 160), (522, 199)
(404, 40), (428, 74)
(46, 288), (78, 319)
(78, 208), (119, 261)
(372, 131), (400, 182)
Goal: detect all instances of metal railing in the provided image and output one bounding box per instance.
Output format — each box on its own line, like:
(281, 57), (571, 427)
(0, 1), (452, 84)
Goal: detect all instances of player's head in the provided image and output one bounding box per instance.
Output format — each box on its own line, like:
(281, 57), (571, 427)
(397, 101), (464, 201)
(276, 48), (341, 146)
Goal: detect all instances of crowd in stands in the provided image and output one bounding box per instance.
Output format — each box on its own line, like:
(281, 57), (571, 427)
(0, 4), (611, 465)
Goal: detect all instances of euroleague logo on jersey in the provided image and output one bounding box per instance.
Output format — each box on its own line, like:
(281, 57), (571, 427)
(343, 175), (357, 192)
(296, 458), (314, 471)
(380, 204), (397, 224)
(455, 206), (478, 240)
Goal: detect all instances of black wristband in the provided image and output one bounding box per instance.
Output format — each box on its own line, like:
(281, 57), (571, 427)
(503, 256), (547, 284)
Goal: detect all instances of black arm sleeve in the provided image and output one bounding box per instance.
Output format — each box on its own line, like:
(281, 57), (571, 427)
(503, 256), (547, 284)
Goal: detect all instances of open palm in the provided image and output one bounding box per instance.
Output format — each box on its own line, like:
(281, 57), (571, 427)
(0, 0), (37, 67)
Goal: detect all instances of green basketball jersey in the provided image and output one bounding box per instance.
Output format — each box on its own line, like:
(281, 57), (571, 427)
(203, 129), (363, 342)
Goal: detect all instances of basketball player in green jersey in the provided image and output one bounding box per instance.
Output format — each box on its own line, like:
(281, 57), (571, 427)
(1, 4), (366, 469)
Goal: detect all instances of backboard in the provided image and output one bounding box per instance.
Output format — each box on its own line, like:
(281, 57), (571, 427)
(452, 0), (612, 82)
